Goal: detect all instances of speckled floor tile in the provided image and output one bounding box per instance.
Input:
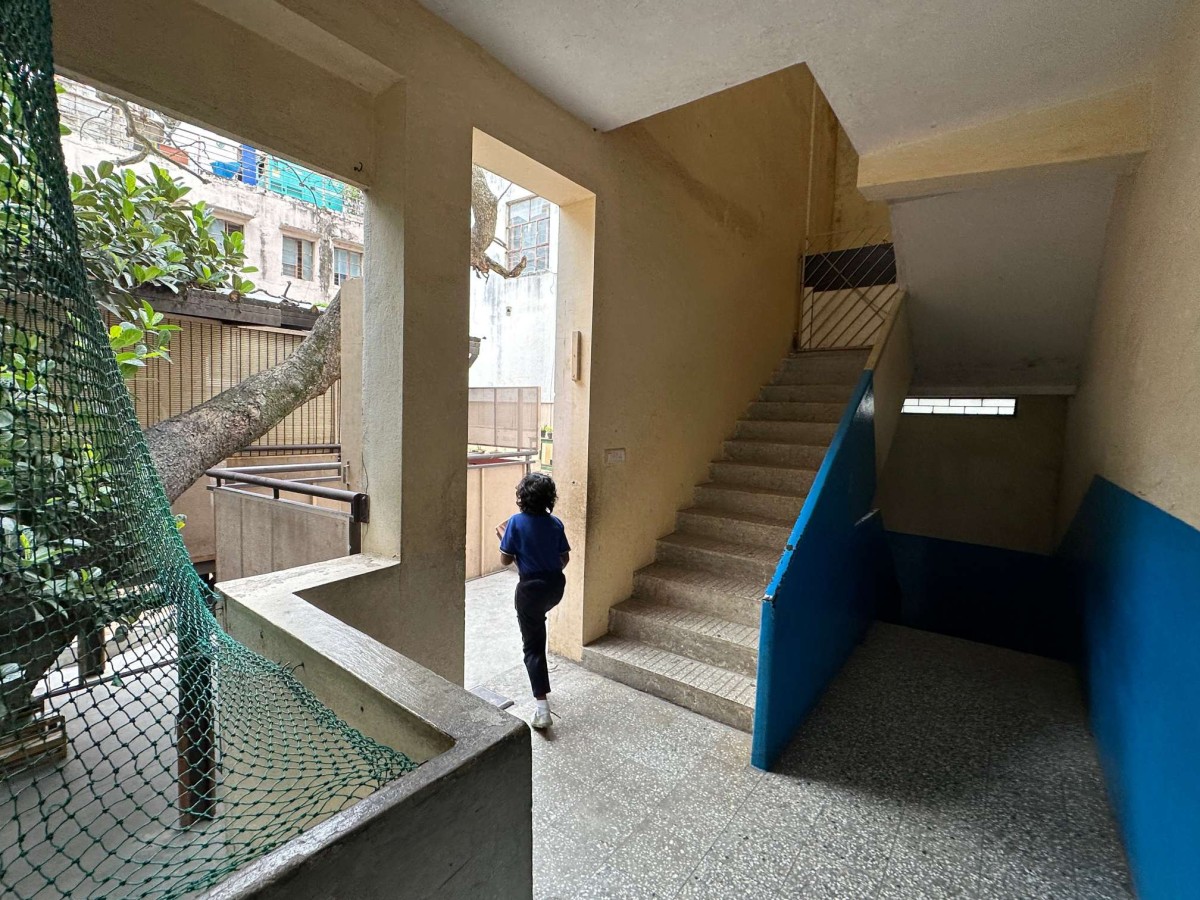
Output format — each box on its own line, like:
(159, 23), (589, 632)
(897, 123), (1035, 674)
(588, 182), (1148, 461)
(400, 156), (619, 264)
(465, 575), (1131, 900)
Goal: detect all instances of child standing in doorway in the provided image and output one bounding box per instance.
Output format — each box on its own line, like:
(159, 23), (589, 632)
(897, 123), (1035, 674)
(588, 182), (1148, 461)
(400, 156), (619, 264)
(495, 472), (570, 730)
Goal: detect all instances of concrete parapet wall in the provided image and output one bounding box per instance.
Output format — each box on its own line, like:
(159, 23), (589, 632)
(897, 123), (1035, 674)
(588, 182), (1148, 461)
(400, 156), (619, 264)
(213, 556), (532, 899)
(214, 486), (351, 583)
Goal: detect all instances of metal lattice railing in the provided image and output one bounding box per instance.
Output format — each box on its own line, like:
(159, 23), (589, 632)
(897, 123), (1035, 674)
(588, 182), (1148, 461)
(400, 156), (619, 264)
(796, 224), (900, 351)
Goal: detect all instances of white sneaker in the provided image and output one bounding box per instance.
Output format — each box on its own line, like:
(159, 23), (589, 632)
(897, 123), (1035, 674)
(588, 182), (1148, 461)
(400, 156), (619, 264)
(531, 707), (552, 730)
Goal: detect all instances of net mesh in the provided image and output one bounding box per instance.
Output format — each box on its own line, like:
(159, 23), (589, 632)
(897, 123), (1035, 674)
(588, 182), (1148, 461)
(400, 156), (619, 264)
(0, 4), (418, 897)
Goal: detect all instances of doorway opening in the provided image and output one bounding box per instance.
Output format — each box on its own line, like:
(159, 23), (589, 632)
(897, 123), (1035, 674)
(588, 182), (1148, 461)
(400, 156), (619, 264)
(463, 131), (595, 693)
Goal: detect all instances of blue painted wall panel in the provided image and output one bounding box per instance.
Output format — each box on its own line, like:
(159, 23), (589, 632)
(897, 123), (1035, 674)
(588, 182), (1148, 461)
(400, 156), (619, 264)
(751, 372), (898, 769)
(884, 532), (1077, 660)
(1059, 477), (1200, 900)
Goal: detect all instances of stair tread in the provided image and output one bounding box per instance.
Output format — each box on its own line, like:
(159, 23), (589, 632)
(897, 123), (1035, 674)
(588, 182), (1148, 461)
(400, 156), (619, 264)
(614, 599), (760, 650)
(751, 400), (844, 407)
(712, 459), (819, 475)
(727, 436), (828, 447)
(679, 505), (795, 529)
(636, 562), (765, 601)
(784, 349), (870, 360)
(657, 531), (782, 566)
(584, 635), (756, 707)
(697, 480), (809, 500)
(737, 418), (838, 430)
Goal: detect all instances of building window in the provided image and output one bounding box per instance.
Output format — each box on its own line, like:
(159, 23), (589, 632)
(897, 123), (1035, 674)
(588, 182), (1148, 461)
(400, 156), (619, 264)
(506, 196), (551, 274)
(902, 398), (1017, 416)
(333, 247), (363, 286)
(208, 218), (243, 240)
(281, 235), (314, 280)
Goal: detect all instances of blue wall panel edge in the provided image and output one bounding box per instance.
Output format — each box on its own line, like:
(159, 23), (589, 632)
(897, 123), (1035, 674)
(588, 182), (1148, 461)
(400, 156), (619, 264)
(751, 370), (892, 769)
(1058, 476), (1200, 900)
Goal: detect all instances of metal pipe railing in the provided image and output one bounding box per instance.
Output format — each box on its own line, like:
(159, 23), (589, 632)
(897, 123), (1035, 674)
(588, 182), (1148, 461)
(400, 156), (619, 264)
(206, 466), (369, 524)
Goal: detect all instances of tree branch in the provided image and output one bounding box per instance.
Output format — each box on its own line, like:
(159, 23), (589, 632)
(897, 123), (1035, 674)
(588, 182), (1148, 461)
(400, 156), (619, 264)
(145, 292), (341, 502)
(470, 165), (527, 279)
(98, 92), (210, 183)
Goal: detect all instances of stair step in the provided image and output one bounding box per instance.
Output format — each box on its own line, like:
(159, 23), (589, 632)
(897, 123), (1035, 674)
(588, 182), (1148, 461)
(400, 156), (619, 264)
(759, 383), (855, 403)
(710, 460), (817, 494)
(735, 419), (838, 444)
(655, 532), (779, 583)
(609, 599), (758, 676)
(780, 348), (870, 367)
(693, 482), (806, 522)
(633, 562), (764, 627)
(675, 506), (792, 549)
(745, 401), (845, 422)
(773, 351), (868, 385)
(723, 438), (829, 469)
(581, 636), (755, 731)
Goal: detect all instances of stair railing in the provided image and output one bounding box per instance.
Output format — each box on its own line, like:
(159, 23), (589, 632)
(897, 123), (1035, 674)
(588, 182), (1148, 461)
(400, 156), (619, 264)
(795, 223), (900, 352)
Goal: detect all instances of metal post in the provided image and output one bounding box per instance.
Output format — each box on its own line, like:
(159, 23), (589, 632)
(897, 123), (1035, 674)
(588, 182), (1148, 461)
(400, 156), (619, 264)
(177, 606), (216, 827)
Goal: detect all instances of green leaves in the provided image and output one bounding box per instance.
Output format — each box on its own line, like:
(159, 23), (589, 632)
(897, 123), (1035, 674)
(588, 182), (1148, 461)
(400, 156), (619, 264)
(71, 161), (257, 302)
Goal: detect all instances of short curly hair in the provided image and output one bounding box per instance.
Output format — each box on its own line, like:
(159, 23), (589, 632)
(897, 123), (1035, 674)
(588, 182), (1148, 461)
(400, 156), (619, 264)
(516, 472), (557, 514)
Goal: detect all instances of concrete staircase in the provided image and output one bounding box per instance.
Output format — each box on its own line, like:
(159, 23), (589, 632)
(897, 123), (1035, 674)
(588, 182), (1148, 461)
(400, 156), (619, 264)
(581, 348), (868, 731)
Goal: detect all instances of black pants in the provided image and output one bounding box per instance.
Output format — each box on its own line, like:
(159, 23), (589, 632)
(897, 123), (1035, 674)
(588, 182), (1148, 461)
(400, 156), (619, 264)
(515, 571), (566, 697)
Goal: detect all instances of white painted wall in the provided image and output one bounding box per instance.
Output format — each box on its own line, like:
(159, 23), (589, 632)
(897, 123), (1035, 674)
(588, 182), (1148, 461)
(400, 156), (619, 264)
(57, 78), (362, 309)
(468, 172), (557, 400)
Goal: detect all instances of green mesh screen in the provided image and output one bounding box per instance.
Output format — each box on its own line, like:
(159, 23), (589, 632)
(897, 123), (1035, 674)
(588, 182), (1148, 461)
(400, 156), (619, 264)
(0, 4), (418, 897)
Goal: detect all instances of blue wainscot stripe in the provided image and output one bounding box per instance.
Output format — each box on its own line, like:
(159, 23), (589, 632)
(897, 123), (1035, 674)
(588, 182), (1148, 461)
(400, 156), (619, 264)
(1059, 477), (1200, 900)
(751, 370), (895, 770)
(883, 531), (1077, 661)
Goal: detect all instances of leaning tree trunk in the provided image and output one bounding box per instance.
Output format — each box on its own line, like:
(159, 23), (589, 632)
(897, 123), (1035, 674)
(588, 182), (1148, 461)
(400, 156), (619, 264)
(145, 293), (342, 502)
(147, 166), (527, 502)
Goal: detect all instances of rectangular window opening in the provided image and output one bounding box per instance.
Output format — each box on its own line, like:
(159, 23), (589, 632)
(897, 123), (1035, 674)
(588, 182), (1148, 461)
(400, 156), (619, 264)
(506, 195), (551, 274)
(902, 397), (1017, 416)
(282, 235), (314, 281)
(208, 218), (243, 240)
(333, 247), (363, 286)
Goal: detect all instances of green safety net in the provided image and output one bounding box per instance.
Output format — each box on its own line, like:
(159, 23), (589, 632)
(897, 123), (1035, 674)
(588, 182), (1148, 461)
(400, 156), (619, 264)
(0, 3), (418, 897)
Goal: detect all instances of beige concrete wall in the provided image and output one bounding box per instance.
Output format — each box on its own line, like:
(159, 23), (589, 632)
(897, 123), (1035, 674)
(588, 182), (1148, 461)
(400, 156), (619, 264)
(867, 297), (914, 474)
(1060, 0), (1200, 533)
(878, 397), (1068, 554)
(54, 1), (830, 674)
(465, 462), (523, 580)
(214, 488), (351, 582)
(832, 124), (892, 243)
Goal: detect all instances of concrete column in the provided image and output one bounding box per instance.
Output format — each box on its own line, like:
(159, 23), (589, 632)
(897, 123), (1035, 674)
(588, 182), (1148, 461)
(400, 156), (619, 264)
(360, 83), (470, 684)
(547, 197), (595, 659)
(339, 278), (365, 492)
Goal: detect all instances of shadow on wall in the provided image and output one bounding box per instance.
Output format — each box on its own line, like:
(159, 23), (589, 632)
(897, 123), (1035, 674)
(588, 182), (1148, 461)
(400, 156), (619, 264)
(882, 532), (1077, 661)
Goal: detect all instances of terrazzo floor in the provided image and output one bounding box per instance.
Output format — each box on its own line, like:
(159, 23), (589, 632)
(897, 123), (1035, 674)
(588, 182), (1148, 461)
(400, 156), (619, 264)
(464, 571), (1132, 900)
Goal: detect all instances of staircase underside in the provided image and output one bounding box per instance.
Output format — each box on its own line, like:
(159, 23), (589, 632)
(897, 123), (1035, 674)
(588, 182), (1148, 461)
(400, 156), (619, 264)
(581, 348), (868, 731)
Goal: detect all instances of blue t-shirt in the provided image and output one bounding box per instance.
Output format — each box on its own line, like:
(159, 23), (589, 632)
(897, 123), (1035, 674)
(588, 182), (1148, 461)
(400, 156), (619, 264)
(500, 512), (570, 577)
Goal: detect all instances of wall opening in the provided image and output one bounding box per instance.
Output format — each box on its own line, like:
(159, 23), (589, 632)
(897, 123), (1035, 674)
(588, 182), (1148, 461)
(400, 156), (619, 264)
(464, 130), (596, 691)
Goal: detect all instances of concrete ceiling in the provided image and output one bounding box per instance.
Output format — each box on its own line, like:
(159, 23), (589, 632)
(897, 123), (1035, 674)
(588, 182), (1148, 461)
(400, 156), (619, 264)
(891, 170), (1119, 393)
(416, 0), (1180, 150)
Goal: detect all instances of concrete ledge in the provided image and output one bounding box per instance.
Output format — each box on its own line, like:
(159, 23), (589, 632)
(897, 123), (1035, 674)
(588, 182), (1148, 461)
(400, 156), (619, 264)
(207, 555), (532, 899)
(858, 83), (1152, 202)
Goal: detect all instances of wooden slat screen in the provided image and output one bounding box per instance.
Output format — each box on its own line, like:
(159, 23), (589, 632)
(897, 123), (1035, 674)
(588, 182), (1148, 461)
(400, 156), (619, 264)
(122, 314), (340, 450)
